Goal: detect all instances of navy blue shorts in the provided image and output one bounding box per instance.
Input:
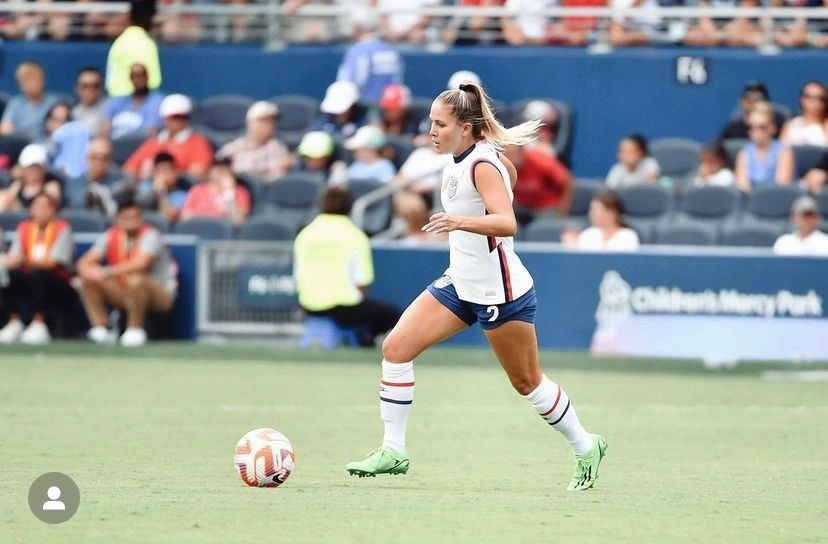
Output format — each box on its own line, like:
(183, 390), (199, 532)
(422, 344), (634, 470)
(426, 275), (537, 330)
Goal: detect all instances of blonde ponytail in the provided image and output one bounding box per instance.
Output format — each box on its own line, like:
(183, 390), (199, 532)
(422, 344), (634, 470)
(436, 82), (541, 151)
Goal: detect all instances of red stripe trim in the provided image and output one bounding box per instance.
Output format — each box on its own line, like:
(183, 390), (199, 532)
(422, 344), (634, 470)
(470, 159), (502, 190)
(540, 386), (562, 417)
(496, 243), (513, 302)
(381, 380), (415, 387)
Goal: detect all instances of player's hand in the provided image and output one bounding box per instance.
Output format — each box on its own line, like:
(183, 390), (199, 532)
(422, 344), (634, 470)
(422, 212), (463, 234)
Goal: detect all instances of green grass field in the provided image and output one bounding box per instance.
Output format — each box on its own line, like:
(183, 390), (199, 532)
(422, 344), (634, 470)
(1, 343), (827, 543)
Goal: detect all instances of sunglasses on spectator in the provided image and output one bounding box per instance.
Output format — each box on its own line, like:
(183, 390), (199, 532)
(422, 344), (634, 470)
(801, 92), (826, 101)
(79, 81), (101, 90)
(748, 124), (769, 131)
(88, 153), (110, 162)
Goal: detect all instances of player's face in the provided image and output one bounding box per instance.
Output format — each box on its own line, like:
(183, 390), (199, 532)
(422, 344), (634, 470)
(429, 100), (469, 155)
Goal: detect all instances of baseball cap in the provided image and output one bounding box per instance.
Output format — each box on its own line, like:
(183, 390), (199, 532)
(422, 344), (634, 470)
(297, 131), (335, 158)
(18, 144), (48, 168)
(344, 125), (386, 151)
(741, 81), (769, 100)
(320, 81), (360, 115)
(523, 100), (554, 122)
(379, 84), (411, 110)
(447, 70), (481, 91)
(159, 94), (193, 117)
(246, 101), (279, 121)
(792, 195), (820, 215)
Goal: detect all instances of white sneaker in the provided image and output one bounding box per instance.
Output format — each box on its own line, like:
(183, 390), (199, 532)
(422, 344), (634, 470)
(20, 321), (51, 345)
(0, 319), (24, 344)
(87, 325), (112, 344)
(120, 327), (147, 347)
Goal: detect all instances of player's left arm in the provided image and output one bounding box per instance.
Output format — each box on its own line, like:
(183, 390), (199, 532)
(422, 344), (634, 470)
(423, 161), (516, 237)
(498, 152), (518, 189)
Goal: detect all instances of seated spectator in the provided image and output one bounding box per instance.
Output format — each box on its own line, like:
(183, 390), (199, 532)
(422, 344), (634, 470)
(377, 0), (439, 44)
(0, 144), (62, 212)
(316, 81), (368, 139)
(296, 131), (336, 178)
(773, 196), (828, 256)
(77, 197), (177, 347)
(503, 144), (573, 226)
(608, 0), (661, 47)
(562, 192), (640, 251)
(546, 0), (606, 46)
(293, 186), (401, 346)
(735, 108), (794, 192)
(801, 149), (828, 193)
(135, 152), (189, 222)
(722, 0), (764, 48)
(502, 0), (554, 45)
(65, 138), (120, 217)
(606, 134), (660, 189)
(217, 101), (292, 183)
(377, 84), (420, 137)
(521, 100), (559, 156)
(720, 82), (783, 140)
(684, 0), (738, 47)
(344, 126), (396, 184)
(0, 61), (58, 141)
(73, 67), (106, 137)
(337, 11), (404, 105)
(391, 141), (451, 214)
(45, 102), (91, 179)
(397, 191), (448, 244)
(180, 159), (250, 225)
(123, 94), (214, 181)
(0, 192), (75, 345)
(694, 141), (735, 187)
(102, 63), (164, 140)
(444, 0), (507, 47)
(780, 81), (828, 147)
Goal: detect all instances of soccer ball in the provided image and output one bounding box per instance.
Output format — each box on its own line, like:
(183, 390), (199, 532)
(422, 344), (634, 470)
(234, 428), (296, 488)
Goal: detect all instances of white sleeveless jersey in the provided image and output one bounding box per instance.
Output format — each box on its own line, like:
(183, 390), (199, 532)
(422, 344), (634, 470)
(440, 142), (534, 305)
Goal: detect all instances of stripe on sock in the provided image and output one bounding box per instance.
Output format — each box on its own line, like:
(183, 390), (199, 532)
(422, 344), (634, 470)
(380, 396), (413, 405)
(548, 400), (571, 426)
(539, 385), (562, 417)
(381, 380), (415, 387)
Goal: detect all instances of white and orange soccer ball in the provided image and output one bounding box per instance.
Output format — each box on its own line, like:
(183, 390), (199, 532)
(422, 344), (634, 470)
(234, 428), (296, 488)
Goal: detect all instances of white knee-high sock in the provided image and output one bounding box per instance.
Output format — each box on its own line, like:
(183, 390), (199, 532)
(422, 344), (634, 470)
(380, 359), (414, 452)
(525, 374), (594, 456)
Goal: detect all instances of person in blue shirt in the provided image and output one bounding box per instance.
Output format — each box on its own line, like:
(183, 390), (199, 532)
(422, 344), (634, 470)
(337, 13), (404, 106)
(102, 63), (164, 140)
(45, 102), (91, 180)
(315, 81), (368, 140)
(0, 61), (59, 141)
(344, 125), (396, 184)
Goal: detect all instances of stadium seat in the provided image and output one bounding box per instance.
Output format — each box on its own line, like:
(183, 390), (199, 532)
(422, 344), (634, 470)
(142, 211), (171, 233)
(623, 218), (656, 244)
(721, 224), (782, 248)
(0, 92), (9, 118)
(348, 178), (392, 236)
(0, 134), (30, 168)
(618, 184), (672, 218)
(193, 94), (254, 134)
(792, 145), (827, 179)
(722, 138), (749, 167)
(0, 210), (28, 232)
(259, 172), (324, 230)
(746, 185), (803, 221)
(299, 316), (359, 350)
(238, 216), (295, 241)
(678, 185), (740, 220)
(817, 189), (828, 216)
(510, 98), (573, 162)
(281, 130), (305, 151)
(519, 217), (583, 242)
(385, 135), (414, 170)
(409, 97), (433, 128)
(111, 134), (147, 166)
(570, 179), (605, 216)
(271, 95), (319, 133)
(655, 223), (717, 246)
(174, 217), (235, 240)
(60, 209), (108, 233)
(649, 138), (702, 185)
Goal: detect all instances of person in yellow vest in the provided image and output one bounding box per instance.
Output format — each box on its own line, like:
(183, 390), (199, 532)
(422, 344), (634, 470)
(0, 192), (76, 345)
(77, 195), (177, 347)
(293, 186), (401, 346)
(106, 0), (162, 98)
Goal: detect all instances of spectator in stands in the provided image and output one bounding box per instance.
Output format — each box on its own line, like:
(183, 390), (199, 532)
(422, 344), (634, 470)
(316, 81), (368, 139)
(521, 100), (559, 156)
(0, 144), (62, 212)
(735, 107), (794, 192)
(77, 196), (177, 347)
(337, 8), (404, 105)
(157, 0), (204, 43)
(73, 67), (106, 137)
(377, 84), (420, 137)
(606, 134), (660, 189)
(780, 81), (828, 147)
(344, 126), (396, 184)
(693, 141), (735, 187)
(217, 101), (292, 183)
(296, 131), (336, 178)
(547, 0), (606, 46)
(45, 102), (91, 179)
(0, 192), (75, 345)
(65, 138), (120, 217)
(135, 152), (189, 221)
(124, 94), (214, 181)
(773, 196), (828, 256)
(608, 0), (661, 47)
(378, 0), (440, 44)
(447, 70), (481, 91)
(444, 0), (507, 46)
(106, 0), (162, 98)
(722, 0), (764, 48)
(293, 186), (401, 346)
(801, 149), (828, 193)
(502, 0), (555, 45)
(398, 191), (448, 244)
(180, 158), (250, 225)
(0, 61), (58, 141)
(683, 0), (737, 47)
(102, 63), (164, 140)
(503, 144), (573, 226)
(720, 83), (783, 140)
(391, 140), (451, 219)
(562, 192), (641, 251)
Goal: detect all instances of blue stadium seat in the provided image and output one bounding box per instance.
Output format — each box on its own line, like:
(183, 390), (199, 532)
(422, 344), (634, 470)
(679, 186), (740, 220)
(519, 217), (583, 242)
(409, 97), (433, 129)
(238, 216), (295, 241)
(299, 316), (359, 350)
(649, 138), (702, 185)
(792, 145), (828, 179)
(570, 179), (605, 217)
(746, 185), (803, 221)
(510, 98), (574, 162)
(111, 134), (147, 166)
(271, 95), (319, 133)
(0, 134), (30, 169)
(722, 138), (749, 167)
(817, 189), (828, 216)
(193, 94), (254, 133)
(623, 218), (657, 244)
(142, 211), (171, 233)
(259, 172), (324, 230)
(0, 92), (9, 118)
(348, 178), (391, 236)
(655, 223), (717, 246)
(60, 209), (108, 233)
(174, 217), (235, 240)
(385, 135), (414, 170)
(0, 210), (28, 232)
(618, 184), (672, 218)
(721, 224), (782, 248)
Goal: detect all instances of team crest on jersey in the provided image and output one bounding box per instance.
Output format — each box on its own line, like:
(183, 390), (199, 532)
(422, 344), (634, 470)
(445, 175), (460, 199)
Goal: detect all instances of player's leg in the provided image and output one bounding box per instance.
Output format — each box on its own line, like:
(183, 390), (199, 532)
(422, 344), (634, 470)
(484, 320), (607, 491)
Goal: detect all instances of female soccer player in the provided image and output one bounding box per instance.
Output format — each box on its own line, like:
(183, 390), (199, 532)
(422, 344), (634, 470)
(346, 82), (607, 491)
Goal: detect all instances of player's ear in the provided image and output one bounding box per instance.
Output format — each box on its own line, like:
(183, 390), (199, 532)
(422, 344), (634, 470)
(462, 121), (472, 138)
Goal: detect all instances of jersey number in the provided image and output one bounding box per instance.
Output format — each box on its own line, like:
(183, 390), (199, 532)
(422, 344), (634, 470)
(486, 306), (499, 322)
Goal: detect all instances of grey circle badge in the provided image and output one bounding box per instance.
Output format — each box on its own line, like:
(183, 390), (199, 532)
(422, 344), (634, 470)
(28, 472), (80, 524)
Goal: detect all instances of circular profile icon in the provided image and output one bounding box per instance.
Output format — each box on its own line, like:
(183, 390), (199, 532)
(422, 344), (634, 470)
(28, 472), (80, 524)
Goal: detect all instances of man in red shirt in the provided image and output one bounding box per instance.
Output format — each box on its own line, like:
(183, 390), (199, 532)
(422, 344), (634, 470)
(123, 93), (213, 181)
(503, 145), (573, 226)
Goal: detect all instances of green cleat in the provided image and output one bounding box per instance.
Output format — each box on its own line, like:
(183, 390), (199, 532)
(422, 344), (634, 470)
(346, 447), (410, 477)
(567, 434), (607, 491)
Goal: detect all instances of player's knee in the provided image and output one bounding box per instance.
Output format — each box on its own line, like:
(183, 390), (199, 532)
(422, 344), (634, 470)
(509, 373), (540, 396)
(381, 333), (414, 363)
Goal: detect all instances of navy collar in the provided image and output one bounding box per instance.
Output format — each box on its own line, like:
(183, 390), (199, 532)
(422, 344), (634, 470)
(453, 143), (476, 164)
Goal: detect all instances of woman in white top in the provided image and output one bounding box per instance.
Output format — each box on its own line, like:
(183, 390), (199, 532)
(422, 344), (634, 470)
(605, 134), (661, 189)
(694, 141), (735, 187)
(562, 192), (640, 251)
(780, 81), (828, 147)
